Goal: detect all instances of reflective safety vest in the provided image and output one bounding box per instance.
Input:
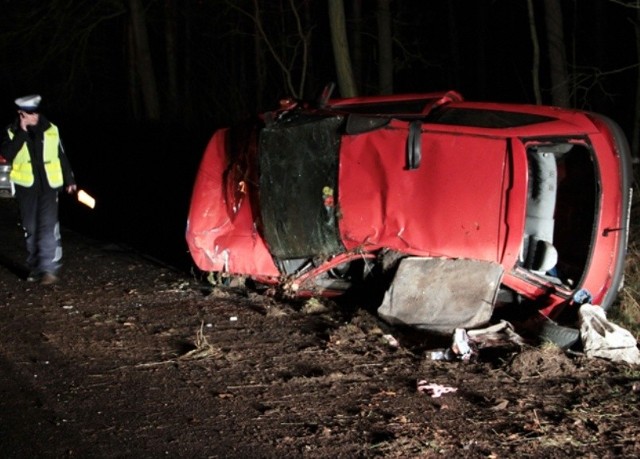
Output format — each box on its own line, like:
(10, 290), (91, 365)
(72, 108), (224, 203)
(8, 124), (64, 188)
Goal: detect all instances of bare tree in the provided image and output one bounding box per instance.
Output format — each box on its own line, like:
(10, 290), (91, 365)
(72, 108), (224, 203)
(527, 0), (543, 104)
(544, 0), (571, 107)
(164, 0), (179, 119)
(228, 0), (312, 99)
(328, 0), (358, 97)
(128, 0), (160, 120)
(0, 1), (127, 114)
(352, 0), (364, 89)
(603, 0), (640, 158)
(254, 3), (267, 109)
(377, 0), (393, 95)
(527, 0), (570, 107)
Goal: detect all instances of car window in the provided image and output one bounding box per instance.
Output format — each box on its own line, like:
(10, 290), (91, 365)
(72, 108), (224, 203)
(330, 98), (442, 115)
(428, 107), (554, 128)
(519, 141), (597, 288)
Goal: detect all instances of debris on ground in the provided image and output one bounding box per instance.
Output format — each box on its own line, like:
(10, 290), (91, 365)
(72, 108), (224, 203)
(428, 320), (527, 361)
(416, 381), (458, 397)
(579, 303), (640, 365)
(301, 297), (330, 315)
(382, 333), (400, 348)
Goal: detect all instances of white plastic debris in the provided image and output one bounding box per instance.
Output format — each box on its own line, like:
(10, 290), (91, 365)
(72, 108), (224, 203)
(429, 350), (450, 361)
(429, 328), (474, 361)
(466, 320), (527, 347)
(451, 328), (472, 358)
(428, 320), (526, 361)
(417, 381), (458, 397)
(382, 334), (399, 348)
(579, 303), (640, 365)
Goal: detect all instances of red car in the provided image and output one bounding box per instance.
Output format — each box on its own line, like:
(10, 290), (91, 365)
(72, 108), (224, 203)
(186, 90), (632, 341)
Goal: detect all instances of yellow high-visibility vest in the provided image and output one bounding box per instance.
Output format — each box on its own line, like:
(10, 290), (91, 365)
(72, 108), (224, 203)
(8, 124), (64, 188)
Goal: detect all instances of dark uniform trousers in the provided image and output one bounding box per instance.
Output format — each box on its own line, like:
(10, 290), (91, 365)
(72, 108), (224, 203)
(14, 186), (62, 275)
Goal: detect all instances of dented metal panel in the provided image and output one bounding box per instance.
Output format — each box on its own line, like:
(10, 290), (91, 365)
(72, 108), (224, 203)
(185, 128), (279, 276)
(338, 127), (511, 263)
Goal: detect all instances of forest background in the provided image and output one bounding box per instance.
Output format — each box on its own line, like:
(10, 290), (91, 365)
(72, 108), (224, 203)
(0, 0), (638, 151)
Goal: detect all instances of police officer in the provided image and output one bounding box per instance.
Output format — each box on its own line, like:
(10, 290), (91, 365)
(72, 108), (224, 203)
(0, 95), (77, 285)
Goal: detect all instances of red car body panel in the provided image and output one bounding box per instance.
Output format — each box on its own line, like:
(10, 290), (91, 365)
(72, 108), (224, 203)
(186, 129), (279, 277)
(338, 124), (510, 263)
(185, 90), (632, 323)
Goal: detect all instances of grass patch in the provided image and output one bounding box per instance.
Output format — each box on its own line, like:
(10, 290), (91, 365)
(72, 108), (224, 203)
(611, 179), (640, 337)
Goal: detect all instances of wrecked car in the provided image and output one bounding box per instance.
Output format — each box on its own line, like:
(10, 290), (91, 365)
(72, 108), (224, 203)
(185, 89), (632, 341)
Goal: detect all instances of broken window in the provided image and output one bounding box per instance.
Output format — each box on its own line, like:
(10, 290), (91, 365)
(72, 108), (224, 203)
(521, 140), (597, 288)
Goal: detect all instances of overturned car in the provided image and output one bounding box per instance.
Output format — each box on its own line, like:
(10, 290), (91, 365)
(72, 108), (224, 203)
(186, 89), (632, 339)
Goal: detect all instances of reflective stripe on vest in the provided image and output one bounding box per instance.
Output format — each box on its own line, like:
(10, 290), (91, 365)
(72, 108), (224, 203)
(8, 124), (63, 188)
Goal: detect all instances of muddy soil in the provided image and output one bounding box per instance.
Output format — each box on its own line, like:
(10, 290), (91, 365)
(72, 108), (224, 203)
(0, 197), (639, 458)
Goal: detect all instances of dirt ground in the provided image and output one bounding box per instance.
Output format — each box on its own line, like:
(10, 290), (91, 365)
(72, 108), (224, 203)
(1, 197), (640, 458)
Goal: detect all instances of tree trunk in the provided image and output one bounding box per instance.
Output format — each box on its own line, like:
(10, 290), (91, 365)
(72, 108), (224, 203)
(127, 25), (141, 120)
(377, 0), (393, 95)
(474, 3), (487, 97)
(447, 1), (462, 91)
(129, 0), (161, 120)
(328, 0), (357, 97)
(182, 0), (193, 124)
(164, 0), (179, 119)
(352, 0), (363, 90)
(254, 5), (266, 110)
(527, 0), (542, 104)
(544, 0), (570, 107)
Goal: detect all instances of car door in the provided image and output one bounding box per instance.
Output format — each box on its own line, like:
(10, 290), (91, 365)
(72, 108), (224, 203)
(338, 121), (515, 264)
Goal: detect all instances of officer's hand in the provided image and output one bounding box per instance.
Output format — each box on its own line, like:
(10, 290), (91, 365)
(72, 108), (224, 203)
(66, 184), (77, 194)
(19, 111), (38, 131)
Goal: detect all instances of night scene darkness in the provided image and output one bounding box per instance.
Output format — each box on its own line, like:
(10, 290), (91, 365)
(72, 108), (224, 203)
(3, 3), (640, 456)
(1, 2), (638, 133)
(0, 0), (638, 262)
